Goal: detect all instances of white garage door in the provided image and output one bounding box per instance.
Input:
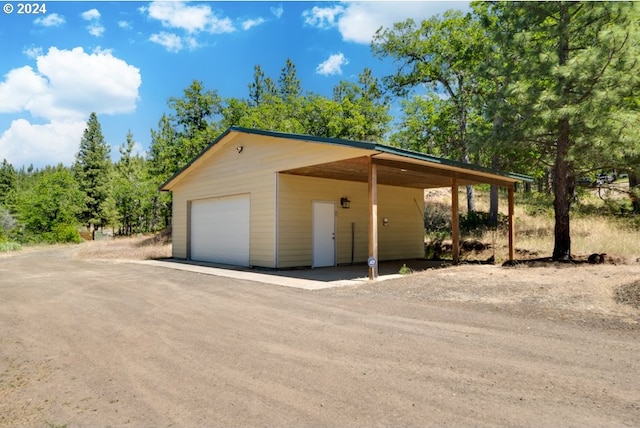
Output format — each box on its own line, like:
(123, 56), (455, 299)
(190, 195), (250, 266)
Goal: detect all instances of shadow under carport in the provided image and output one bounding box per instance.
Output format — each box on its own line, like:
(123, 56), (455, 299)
(149, 258), (451, 285)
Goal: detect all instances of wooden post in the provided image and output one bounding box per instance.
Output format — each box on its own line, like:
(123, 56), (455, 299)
(368, 157), (379, 280)
(451, 178), (460, 265)
(508, 186), (515, 262)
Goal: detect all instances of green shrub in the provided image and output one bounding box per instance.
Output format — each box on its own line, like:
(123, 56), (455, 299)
(0, 242), (22, 252)
(398, 263), (413, 275)
(43, 224), (82, 244)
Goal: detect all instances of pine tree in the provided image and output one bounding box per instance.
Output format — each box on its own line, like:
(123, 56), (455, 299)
(114, 131), (156, 234)
(489, 2), (640, 259)
(278, 58), (301, 101)
(248, 65), (276, 107)
(0, 159), (17, 210)
(165, 80), (222, 168)
(75, 112), (112, 231)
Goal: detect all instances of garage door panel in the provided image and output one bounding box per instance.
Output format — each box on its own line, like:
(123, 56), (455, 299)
(190, 195), (250, 266)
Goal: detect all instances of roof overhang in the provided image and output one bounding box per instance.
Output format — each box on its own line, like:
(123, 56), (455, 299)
(280, 153), (523, 189)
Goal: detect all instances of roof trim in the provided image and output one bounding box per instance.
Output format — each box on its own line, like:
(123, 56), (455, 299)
(160, 126), (533, 190)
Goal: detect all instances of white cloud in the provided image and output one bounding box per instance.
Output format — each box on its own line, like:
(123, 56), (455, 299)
(0, 66), (49, 114)
(34, 13), (65, 28)
(0, 47), (141, 167)
(118, 20), (132, 30)
(184, 37), (200, 51)
(149, 32), (184, 53)
(302, 5), (344, 29)
(81, 8), (101, 21)
(35, 47), (140, 119)
(87, 24), (105, 37)
(0, 119), (87, 168)
(148, 32), (200, 53)
(316, 52), (349, 76)
(271, 5), (284, 19)
(81, 8), (104, 37)
(242, 17), (266, 31)
(23, 46), (43, 59)
(144, 1), (235, 34)
(303, 2), (470, 44)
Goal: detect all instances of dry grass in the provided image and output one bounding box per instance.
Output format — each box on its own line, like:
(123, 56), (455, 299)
(74, 233), (172, 261)
(426, 189), (640, 264)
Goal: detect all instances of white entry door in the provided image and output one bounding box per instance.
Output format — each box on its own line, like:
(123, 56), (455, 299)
(312, 201), (335, 267)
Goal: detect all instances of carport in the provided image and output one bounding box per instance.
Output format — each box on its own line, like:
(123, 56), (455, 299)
(281, 149), (531, 279)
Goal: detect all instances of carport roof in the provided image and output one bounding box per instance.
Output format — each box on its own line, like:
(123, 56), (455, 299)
(160, 126), (532, 191)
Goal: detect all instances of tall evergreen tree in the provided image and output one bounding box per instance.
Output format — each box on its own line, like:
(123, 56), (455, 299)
(75, 112), (111, 231)
(248, 65), (276, 107)
(488, 1), (640, 259)
(149, 114), (178, 181)
(161, 80), (222, 170)
(277, 58), (302, 101)
(0, 159), (17, 210)
(114, 131), (155, 235)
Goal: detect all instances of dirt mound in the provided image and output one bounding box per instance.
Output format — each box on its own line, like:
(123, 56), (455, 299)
(614, 280), (640, 309)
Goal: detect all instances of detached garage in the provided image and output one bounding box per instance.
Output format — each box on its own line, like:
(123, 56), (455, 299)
(160, 127), (530, 278)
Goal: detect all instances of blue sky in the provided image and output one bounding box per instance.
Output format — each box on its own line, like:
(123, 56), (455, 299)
(0, 1), (468, 169)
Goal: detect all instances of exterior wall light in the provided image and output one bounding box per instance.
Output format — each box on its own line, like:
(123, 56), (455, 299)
(340, 197), (351, 209)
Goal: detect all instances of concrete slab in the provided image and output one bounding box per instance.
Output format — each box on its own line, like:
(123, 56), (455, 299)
(140, 259), (450, 290)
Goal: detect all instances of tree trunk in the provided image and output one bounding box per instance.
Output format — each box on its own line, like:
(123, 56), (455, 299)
(489, 115), (503, 225)
(545, 168), (553, 194)
(489, 185), (499, 226)
(553, 4), (572, 261)
(466, 185), (475, 213)
(552, 120), (572, 260)
(629, 170), (640, 212)
(461, 151), (475, 212)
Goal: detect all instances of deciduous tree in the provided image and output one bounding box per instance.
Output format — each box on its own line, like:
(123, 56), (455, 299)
(18, 165), (83, 243)
(373, 10), (489, 211)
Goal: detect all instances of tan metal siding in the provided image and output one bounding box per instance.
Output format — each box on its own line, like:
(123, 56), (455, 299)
(277, 174), (424, 268)
(169, 134), (372, 268)
(377, 188), (425, 260)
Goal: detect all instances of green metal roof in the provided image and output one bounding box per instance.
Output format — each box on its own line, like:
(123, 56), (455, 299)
(160, 126), (533, 190)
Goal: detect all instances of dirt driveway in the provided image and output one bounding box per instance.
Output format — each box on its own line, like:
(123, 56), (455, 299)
(1, 246), (639, 427)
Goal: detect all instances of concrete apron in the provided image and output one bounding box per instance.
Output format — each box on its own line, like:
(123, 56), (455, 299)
(140, 259), (450, 291)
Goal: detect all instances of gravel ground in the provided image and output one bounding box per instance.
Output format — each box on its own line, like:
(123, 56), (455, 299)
(1, 243), (639, 427)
